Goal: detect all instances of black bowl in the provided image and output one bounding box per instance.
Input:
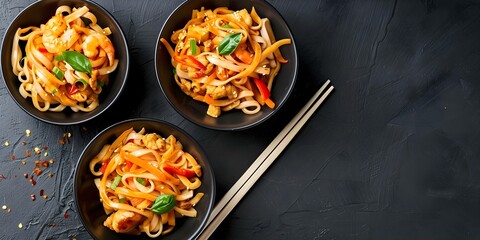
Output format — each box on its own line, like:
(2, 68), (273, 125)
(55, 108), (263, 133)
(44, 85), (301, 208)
(155, 0), (297, 130)
(74, 118), (215, 240)
(0, 0), (129, 125)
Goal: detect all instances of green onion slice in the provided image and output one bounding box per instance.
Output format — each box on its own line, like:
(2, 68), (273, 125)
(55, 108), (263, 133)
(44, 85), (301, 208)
(110, 175), (122, 190)
(190, 39), (197, 55)
(52, 66), (64, 80)
(74, 78), (88, 91)
(221, 24), (232, 29)
(119, 198), (126, 203)
(136, 177), (146, 186)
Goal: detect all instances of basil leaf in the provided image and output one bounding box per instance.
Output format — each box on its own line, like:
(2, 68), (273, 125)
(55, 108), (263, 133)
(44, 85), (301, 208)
(58, 51), (92, 75)
(218, 32), (242, 55)
(148, 194), (176, 215)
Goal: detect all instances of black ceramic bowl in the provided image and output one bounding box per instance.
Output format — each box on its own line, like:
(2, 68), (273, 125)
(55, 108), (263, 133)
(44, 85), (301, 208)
(155, 0), (297, 130)
(0, 0), (129, 125)
(74, 118), (215, 240)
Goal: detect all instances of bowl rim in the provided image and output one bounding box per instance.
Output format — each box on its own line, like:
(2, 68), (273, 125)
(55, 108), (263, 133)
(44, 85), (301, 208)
(73, 117), (216, 240)
(0, 0), (130, 125)
(154, 0), (298, 131)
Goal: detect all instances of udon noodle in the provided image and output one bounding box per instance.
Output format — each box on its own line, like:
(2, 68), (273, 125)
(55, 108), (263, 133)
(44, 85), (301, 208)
(11, 5), (118, 112)
(160, 6), (291, 118)
(89, 128), (204, 237)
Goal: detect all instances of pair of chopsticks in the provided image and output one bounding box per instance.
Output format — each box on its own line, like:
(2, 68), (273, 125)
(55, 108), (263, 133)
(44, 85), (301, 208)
(198, 80), (334, 239)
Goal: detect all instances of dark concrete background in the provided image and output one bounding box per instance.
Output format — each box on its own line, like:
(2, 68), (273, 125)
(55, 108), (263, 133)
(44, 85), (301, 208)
(1, 0), (480, 239)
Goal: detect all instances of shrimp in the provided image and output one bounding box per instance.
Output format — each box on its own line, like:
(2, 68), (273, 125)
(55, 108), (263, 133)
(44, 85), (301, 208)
(42, 14), (79, 54)
(82, 33), (115, 66)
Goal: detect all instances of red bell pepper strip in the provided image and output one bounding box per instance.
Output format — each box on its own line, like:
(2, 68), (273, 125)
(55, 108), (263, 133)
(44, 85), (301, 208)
(253, 78), (271, 100)
(163, 164), (196, 178)
(253, 78), (275, 109)
(99, 159), (110, 174)
(66, 83), (79, 95)
(38, 48), (49, 53)
(174, 55), (206, 71)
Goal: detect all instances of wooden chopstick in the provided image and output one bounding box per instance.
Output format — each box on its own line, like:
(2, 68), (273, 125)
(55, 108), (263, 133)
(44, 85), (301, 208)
(198, 80), (334, 240)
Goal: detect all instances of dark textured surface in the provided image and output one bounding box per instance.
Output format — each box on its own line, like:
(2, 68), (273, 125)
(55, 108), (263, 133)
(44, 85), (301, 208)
(1, 0), (480, 239)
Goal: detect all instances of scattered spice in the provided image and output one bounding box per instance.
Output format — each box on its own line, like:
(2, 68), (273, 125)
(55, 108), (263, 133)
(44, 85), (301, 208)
(22, 141), (27, 146)
(35, 160), (41, 166)
(44, 152), (48, 157)
(18, 223), (23, 229)
(21, 161), (26, 165)
(0, 175), (6, 180)
(34, 147), (41, 154)
(4, 141), (9, 146)
(41, 161), (49, 168)
(43, 195), (48, 199)
(31, 194), (36, 201)
(49, 159), (54, 164)
(25, 129), (31, 137)
(33, 167), (43, 176)
(50, 223), (56, 228)
(64, 212), (69, 218)
(48, 173), (54, 178)
(40, 189), (44, 196)
(29, 176), (36, 186)
(25, 150), (31, 157)
(10, 154), (15, 160)
(2, 205), (7, 210)
(7, 208), (11, 213)
(82, 126), (88, 132)
(23, 173), (28, 178)
(43, 146), (48, 150)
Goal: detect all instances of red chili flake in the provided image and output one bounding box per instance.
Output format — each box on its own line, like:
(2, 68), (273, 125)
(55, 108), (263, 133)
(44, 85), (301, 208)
(31, 194), (36, 201)
(29, 176), (36, 186)
(64, 212), (69, 218)
(40, 189), (44, 196)
(35, 160), (40, 167)
(22, 141), (27, 146)
(49, 159), (54, 164)
(58, 139), (65, 145)
(10, 155), (15, 160)
(33, 168), (43, 176)
(43, 146), (48, 150)
(0, 175), (6, 179)
(23, 173), (28, 178)
(50, 223), (56, 228)
(25, 150), (31, 158)
(41, 161), (49, 168)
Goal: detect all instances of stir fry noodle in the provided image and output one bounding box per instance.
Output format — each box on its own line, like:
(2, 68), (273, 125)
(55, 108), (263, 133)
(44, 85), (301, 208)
(89, 128), (204, 237)
(11, 5), (118, 112)
(160, 7), (291, 118)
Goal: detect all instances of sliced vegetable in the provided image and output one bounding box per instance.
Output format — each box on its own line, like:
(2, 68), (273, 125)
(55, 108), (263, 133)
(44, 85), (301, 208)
(52, 66), (64, 80)
(190, 39), (197, 55)
(99, 159), (110, 174)
(163, 164), (196, 178)
(148, 194), (176, 215)
(38, 48), (48, 53)
(98, 80), (105, 88)
(221, 24), (232, 29)
(66, 83), (78, 95)
(118, 198), (126, 203)
(218, 32), (242, 55)
(110, 175), (122, 190)
(253, 78), (275, 109)
(51, 88), (58, 96)
(253, 78), (271, 100)
(74, 79), (88, 91)
(136, 177), (146, 186)
(173, 55), (206, 71)
(55, 51), (92, 75)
